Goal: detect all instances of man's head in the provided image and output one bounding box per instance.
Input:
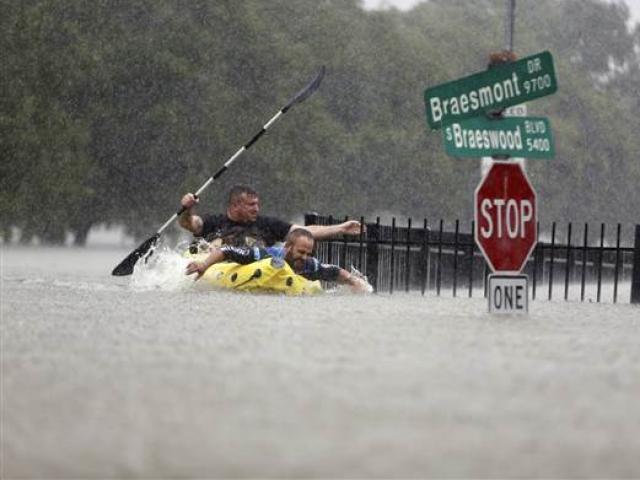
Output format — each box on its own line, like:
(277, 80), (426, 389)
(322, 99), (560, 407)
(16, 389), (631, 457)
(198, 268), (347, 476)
(284, 228), (315, 270)
(226, 184), (260, 223)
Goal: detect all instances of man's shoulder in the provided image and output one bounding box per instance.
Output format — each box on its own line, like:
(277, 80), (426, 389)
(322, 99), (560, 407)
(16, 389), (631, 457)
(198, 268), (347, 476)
(256, 215), (291, 228)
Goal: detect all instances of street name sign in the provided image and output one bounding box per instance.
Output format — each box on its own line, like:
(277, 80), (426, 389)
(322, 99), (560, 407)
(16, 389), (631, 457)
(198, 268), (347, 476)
(488, 274), (529, 314)
(424, 51), (557, 129)
(475, 162), (537, 273)
(443, 116), (554, 159)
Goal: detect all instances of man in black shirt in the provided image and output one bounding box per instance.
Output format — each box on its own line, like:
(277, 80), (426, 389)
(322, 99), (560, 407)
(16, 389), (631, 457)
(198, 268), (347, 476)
(186, 228), (371, 292)
(179, 184), (364, 248)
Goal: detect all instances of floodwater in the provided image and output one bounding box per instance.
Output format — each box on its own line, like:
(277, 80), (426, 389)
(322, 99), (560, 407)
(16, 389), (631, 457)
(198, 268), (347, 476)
(2, 245), (640, 478)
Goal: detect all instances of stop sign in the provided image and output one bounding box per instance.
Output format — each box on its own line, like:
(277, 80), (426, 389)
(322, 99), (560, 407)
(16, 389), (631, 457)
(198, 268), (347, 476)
(474, 162), (537, 273)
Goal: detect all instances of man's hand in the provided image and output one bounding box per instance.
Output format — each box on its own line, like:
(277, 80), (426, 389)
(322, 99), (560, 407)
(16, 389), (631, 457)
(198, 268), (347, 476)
(186, 260), (208, 279)
(339, 220), (366, 236)
(338, 268), (373, 293)
(186, 248), (224, 280)
(348, 276), (373, 294)
(181, 193), (199, 210)
(179, 193), (204, 235)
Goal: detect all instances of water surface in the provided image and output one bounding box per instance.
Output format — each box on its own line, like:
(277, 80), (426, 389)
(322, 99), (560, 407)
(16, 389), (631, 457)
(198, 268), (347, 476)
(2, 246), (639, 477)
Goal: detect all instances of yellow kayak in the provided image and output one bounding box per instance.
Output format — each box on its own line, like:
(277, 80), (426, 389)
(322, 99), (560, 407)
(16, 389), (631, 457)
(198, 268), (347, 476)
(187, 253), (323, 296)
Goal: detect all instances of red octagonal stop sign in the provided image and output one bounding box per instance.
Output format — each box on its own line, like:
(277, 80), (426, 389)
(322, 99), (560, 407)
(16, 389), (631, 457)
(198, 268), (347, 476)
(475, 162), (537, 273)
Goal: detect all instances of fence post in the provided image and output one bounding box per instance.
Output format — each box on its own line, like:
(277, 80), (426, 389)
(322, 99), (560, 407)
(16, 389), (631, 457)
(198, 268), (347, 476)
(631, 225), (640, 304)
(468, 220), (475, 298)
(420, 219), (429, 296)
(390, 217), (396, 294)
(366, 220), (380, 293)
(304, 212), (319, 227)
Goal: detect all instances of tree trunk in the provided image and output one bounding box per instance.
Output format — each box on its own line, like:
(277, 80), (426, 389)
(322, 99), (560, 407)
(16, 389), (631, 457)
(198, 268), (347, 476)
(72, 222), (93, 246)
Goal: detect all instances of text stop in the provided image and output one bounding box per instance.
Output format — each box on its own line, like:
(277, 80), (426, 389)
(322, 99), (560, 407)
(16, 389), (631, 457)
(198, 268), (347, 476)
(479, 198), (534, 239)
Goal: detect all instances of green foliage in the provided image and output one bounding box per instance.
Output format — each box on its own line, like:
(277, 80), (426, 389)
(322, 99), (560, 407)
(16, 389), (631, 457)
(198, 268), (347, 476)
(1, 0), (639, 244)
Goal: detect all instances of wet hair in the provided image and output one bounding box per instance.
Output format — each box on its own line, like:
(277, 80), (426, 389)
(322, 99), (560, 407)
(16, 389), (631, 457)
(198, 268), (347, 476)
(227, 184), (258, 206)
(285, 228), (314, 246)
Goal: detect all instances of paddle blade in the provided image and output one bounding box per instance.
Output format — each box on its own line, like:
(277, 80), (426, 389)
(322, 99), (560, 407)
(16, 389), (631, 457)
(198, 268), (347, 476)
(282, 66), (325, 112)
(111, 234), (160, 276)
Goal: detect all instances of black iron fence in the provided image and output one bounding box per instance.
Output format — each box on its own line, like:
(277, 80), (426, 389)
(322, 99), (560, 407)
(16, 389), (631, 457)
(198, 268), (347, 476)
(305, 214), (640, 304)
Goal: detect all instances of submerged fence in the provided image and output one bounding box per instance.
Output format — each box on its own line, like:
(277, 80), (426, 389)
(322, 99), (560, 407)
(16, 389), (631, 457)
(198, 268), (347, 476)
(305, 214), (640, 304)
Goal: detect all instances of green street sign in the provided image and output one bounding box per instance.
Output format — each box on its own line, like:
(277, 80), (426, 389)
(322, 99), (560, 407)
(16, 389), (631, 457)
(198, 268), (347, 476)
(424, 51), (557, 129)
(443, 116), (554, 159)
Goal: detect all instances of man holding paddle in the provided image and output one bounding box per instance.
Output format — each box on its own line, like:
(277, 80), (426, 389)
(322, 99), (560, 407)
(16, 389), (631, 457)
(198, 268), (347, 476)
(111, 66), (334, 277)
(179, 184), (364, 248)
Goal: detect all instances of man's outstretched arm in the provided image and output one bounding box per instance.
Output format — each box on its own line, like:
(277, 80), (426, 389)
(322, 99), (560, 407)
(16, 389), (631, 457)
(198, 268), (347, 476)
(185, 246), (261, 279)
(303, 259), (371, 293)
(291, 220), (365, 239)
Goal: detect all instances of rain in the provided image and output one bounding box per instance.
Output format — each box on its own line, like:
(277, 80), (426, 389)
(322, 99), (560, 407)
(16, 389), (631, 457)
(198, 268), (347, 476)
(2, 0), (640, 477)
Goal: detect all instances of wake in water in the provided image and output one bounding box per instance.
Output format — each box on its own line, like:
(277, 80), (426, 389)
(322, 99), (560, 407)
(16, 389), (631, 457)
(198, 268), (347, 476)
(130, 242), (195, 291)
(346, 265), (374, 294)
(128, 239), (374, 294)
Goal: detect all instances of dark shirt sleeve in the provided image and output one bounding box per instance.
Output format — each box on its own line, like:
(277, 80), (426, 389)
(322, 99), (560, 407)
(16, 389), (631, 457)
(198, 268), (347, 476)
(220, 246), (269, 264)
(300, 258), (341, 282)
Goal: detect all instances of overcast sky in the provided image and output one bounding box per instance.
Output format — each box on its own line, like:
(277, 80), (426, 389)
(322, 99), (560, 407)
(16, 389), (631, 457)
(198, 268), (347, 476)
(363, 0), (640, 25)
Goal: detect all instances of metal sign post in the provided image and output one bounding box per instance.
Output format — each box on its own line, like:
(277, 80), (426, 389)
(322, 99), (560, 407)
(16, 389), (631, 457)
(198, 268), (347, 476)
(505, 0), (515, 52)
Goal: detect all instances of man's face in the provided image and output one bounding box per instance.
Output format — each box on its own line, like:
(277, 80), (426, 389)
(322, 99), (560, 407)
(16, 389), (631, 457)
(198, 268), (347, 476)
(230, 193), (260, 223)
(285, 235), (314, 270)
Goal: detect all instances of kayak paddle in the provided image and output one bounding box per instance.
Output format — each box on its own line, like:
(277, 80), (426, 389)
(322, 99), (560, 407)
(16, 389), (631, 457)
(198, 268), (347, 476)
(112, 66), (326, 276)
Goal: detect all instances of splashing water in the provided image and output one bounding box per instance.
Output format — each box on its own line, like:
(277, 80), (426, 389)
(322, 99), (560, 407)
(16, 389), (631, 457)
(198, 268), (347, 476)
(325, 265), (374, 295)
(130, 244), (195, 291)
(349, 265), (374, 293)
